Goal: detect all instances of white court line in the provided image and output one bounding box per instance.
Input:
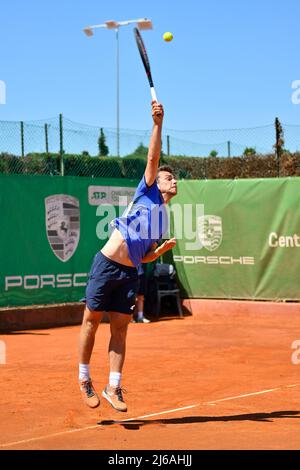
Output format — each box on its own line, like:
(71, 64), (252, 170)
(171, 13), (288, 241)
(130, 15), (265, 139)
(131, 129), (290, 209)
(205, 388), (282, 405)
(115, 403), (201, 422)
(0, 424), (100, 448)
(1, 383), (299, 448)
(0, 405), (201, 448)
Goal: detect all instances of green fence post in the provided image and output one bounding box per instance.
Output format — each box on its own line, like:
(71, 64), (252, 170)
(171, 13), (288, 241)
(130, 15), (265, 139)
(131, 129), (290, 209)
(227, 141), (231, 157)
(20, 121), (24, 157)
(167, 135), (170, 156)
(45, 124), (49, 154)
(59, 114), (64, 176)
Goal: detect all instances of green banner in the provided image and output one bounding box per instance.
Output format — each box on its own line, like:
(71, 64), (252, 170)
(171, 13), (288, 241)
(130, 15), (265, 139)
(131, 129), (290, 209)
(170, 178), (300, 301)
(1, 175), (300, 307)
(0, 174), (137, 307)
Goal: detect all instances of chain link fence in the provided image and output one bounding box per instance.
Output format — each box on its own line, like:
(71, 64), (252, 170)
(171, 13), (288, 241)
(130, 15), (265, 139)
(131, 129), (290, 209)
(1, 115), (300, 178)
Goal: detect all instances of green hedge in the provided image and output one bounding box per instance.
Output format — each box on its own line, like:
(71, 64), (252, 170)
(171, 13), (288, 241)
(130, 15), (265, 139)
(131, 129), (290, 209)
(1, 152), (300, 179)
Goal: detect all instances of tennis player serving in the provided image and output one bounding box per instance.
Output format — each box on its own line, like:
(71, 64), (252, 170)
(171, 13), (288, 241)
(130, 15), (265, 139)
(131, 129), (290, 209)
(78, 101), (177, 411)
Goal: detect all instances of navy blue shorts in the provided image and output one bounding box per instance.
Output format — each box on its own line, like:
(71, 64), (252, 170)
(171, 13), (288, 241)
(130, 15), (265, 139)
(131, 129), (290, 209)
(83, 252), (138, 314)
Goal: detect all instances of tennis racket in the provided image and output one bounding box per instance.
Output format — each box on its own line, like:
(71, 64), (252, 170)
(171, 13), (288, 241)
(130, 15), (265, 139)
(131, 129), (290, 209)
(134, 27), (158, 103)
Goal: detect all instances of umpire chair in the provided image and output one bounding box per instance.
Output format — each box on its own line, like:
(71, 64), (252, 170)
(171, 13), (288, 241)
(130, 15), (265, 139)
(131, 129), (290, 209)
(153, 263), (183, 318)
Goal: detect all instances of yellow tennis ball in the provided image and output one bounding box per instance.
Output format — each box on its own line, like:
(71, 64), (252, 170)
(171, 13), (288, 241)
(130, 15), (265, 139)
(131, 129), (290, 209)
(163, 32), (173, 42)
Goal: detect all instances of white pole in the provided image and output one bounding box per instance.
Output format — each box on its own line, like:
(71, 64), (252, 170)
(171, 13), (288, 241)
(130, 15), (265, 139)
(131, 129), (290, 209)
(116, 28), (120, 158)
(83, 19), (153, 158)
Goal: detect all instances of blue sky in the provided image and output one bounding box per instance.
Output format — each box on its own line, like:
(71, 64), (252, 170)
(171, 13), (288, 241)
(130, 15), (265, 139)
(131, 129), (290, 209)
(1, 0), (300, 132)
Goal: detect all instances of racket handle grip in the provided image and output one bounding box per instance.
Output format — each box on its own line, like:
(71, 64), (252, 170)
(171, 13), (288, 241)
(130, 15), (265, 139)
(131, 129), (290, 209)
(150, 87), (158, 103)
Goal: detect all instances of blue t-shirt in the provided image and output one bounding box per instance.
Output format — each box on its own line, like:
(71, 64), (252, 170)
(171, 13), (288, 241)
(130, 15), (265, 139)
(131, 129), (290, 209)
(113, 176), (169, 267)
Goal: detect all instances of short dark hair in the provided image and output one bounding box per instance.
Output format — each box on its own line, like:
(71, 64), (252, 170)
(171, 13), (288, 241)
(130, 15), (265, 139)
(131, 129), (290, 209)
(157, 165), (175, 179)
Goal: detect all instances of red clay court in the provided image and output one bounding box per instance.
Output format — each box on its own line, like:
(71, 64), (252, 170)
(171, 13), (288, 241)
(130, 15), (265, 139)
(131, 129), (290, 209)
(1, 303), (300, 450)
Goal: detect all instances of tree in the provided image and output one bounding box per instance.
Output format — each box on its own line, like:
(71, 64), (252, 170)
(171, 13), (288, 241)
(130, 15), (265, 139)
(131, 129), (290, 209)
(125, 141), (165, 158)
(125, 142), (148, 158)
(274, 118), (285, 153)
(243, 147), (256, 156)
(274, 117), (285, 177)
(133, 142), (148, 157)
(98, 128), (109, 157)
(209, 150), (218, 157)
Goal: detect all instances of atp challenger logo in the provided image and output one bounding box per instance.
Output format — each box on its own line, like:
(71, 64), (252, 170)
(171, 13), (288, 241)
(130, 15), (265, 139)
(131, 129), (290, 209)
(198, 215), (223, 252)
(45, 195), (80, 262)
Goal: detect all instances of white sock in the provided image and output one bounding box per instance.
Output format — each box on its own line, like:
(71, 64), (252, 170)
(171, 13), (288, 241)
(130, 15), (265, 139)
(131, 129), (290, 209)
(79, 363), (90, 382)
(109, 371), (122, 389)
(137, 311), (144, 320)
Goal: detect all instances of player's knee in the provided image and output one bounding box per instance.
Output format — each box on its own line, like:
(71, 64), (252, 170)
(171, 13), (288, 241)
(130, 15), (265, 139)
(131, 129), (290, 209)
(84, 318), (99, 333)
(83, 309), (101, 332)
(111, 322), (129, 339)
